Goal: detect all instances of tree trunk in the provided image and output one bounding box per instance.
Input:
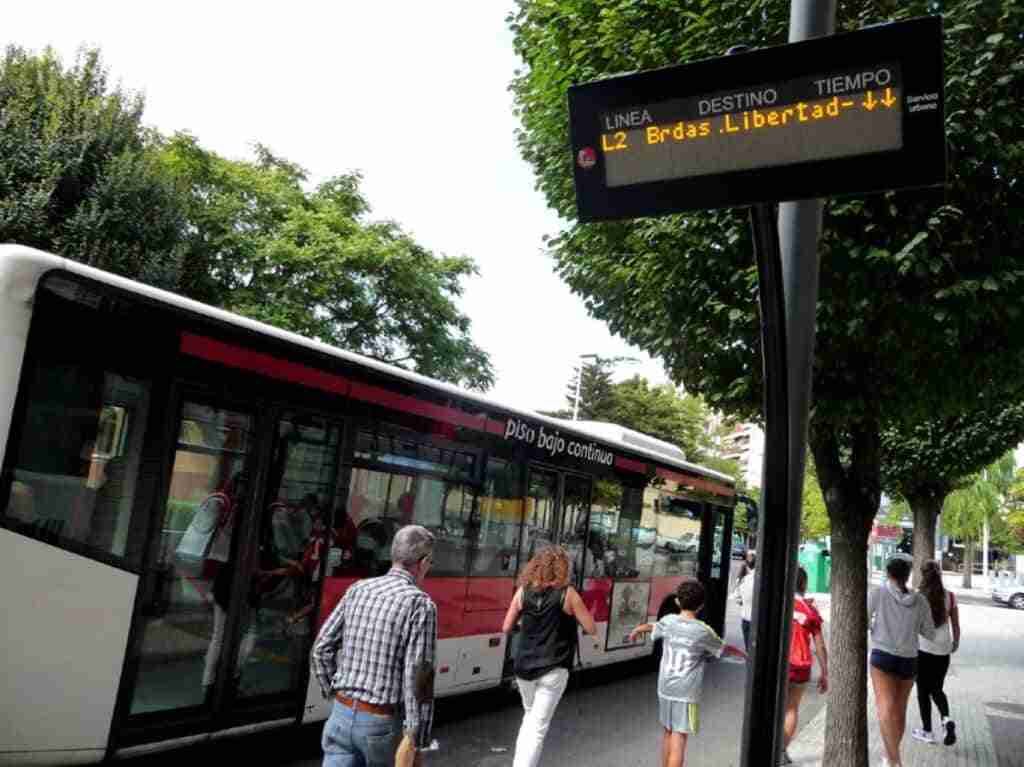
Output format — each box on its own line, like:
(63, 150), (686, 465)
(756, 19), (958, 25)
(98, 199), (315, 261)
(811, 420), (881, 767)
(906, 491), (945, 587)
(823, 507), (873, 767)
(962, 539), (974, 589)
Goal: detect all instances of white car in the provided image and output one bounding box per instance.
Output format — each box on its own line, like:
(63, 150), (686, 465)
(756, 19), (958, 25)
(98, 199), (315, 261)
(991, 572), (1024, 610)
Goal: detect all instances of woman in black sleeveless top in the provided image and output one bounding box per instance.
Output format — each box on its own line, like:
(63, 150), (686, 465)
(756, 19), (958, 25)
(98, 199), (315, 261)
(502, 546), (596, 767)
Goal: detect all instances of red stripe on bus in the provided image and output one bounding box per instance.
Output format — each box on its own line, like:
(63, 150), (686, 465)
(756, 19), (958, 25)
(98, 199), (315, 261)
(180, 333), (486, 431)
(181, 333), (351, 396)
(180, 334), (675, 478)
(656, 466), (735, 497)
(348, 381), (487, 431)
(614, 455), (647, 474)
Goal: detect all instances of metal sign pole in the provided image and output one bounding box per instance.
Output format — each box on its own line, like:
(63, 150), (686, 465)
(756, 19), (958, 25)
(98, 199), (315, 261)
(739, 200), (793, 767)
(740, 4), (836, 767)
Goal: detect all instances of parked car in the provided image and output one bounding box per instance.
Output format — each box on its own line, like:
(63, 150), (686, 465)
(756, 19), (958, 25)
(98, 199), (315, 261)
(991, 572), (1024, 610)
(731, 537), (747, 560)
(656, 533), (696, 553)
(676, 532), (698, 552)
(655, 534), (675, 551)
(633, 527), (656, 549)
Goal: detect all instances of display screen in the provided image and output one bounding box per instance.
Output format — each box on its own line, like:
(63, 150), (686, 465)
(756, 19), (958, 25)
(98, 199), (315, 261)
(600, 64), (903, 188)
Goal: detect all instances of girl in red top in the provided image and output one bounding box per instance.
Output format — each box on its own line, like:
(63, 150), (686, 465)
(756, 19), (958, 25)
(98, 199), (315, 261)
(782, 567), (829, 765)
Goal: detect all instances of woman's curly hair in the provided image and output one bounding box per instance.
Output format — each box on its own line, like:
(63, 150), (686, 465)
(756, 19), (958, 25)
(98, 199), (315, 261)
(518, 545), (570, 590)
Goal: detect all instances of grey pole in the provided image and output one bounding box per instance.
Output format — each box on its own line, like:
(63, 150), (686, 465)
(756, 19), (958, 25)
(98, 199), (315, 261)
(781, 1), (835, 572)
(778, 0), (835, 761)
(739, 3), (837, 767)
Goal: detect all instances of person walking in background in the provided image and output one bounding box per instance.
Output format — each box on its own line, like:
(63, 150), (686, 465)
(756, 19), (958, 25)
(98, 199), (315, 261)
(868, 553), (937, 767)
(912, 560), (960, 747)
(502, 546), (596, 767)
(781, 567), (828, 765)
(311, 525), (438, 767)
(733, 552), (757, 653)
(629, 579), (747, 767)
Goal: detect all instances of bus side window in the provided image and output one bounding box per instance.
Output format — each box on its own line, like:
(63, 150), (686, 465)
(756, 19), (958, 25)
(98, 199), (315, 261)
(2, 362), (151, 565)
(336, 467), (410, 576)
(333, 426), (482, 577)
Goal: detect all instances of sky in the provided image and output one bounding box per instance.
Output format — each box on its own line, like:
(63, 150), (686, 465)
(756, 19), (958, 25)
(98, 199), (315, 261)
(3, 1), (670, 413)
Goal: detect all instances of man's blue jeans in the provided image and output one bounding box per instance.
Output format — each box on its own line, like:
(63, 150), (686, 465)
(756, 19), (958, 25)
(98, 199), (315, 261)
(321, 699), (399, 767)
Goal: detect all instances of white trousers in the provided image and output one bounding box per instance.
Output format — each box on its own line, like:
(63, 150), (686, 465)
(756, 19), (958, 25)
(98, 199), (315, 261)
(513, 667), (569, 767)
(202, 603), (257, 687)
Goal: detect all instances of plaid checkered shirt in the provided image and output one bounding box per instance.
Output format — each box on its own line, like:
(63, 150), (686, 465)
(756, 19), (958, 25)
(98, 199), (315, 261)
(311, 567), (438, 749)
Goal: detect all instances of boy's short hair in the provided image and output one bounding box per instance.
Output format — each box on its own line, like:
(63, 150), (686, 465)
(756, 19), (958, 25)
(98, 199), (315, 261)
(796, 566), (808, 594)
(675, 578), (705, 611)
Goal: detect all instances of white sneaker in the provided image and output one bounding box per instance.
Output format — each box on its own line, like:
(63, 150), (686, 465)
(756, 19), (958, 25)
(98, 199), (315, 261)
(912, 728), (936, 744)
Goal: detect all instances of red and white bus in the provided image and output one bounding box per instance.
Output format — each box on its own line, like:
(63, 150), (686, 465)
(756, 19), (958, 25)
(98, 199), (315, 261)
(0, 245), (738, 764)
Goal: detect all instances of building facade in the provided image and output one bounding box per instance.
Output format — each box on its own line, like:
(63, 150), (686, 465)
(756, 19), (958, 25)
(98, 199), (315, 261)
(719, 422), (765, 490)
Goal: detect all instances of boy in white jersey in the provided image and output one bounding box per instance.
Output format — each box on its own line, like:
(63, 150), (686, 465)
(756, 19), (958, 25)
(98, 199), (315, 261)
(630, 578), (747, 767)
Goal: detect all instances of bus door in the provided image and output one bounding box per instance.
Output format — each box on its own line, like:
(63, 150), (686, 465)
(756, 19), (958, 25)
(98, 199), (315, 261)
(119, 398), (343, 745)
(226, 411), (343, 722)
(700, 503), (734, 638)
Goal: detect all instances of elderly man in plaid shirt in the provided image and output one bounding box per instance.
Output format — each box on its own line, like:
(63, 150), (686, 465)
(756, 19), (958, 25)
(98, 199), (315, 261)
(312, 525), (438, 767)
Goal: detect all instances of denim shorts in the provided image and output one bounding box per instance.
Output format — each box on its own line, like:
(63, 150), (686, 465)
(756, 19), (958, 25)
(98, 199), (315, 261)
(870, 649), (917, 680)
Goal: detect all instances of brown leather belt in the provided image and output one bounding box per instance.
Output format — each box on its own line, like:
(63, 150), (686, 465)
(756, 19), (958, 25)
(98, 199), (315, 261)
(335, 693), (394, 716)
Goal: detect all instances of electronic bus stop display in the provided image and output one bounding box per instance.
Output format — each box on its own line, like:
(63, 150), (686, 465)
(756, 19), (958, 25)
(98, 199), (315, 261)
(569, 16), (945, 221)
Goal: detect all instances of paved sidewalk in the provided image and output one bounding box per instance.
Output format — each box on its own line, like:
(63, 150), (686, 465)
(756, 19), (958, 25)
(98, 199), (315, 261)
(789, 591), (1023, 767)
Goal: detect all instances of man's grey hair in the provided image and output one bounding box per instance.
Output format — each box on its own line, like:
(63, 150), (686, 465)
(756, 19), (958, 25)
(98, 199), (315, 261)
(391, 525), (435, 568)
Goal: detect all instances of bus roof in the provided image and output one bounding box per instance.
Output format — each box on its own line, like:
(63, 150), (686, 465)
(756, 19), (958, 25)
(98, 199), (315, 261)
(0, 245), (734, 486)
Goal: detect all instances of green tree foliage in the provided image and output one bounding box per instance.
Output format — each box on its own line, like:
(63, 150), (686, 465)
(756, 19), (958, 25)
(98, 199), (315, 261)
(509, 2), (1024, 763)
(801, 457), (830, 541)
(547, 355), (622, 420)
(608, 375), (709, 459)
(939, 452), (1014, 585)
(1, 48), (494, 391)
(1004, 468), (1024, 550)
(881, 401), (1024, 576)
(547, 359), (717, 462)
(0, 46), (183, 287)
(164, 134), (497, 390)
(942, 451), (1014, 586)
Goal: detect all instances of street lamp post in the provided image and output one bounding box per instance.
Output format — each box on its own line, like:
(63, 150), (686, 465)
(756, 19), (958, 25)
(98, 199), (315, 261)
(572, 354), (599, 420)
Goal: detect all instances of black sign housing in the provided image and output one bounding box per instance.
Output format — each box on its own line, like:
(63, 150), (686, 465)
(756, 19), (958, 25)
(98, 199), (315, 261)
(569, 17), (945, 221)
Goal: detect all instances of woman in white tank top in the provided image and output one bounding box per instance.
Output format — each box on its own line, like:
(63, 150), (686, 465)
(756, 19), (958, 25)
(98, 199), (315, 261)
(912, 560), (961, 746)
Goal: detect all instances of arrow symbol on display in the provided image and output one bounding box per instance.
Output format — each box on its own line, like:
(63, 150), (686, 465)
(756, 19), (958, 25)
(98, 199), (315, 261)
(862, 91), (878, 111)
(881, 88), (897, 108)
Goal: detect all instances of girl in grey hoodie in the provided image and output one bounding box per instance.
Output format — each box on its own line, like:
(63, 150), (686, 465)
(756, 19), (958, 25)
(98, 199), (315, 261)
(868, 553), (936, 767)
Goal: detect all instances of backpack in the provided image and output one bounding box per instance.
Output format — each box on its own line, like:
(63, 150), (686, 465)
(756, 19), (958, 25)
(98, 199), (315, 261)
(789, 597), (821, 683)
